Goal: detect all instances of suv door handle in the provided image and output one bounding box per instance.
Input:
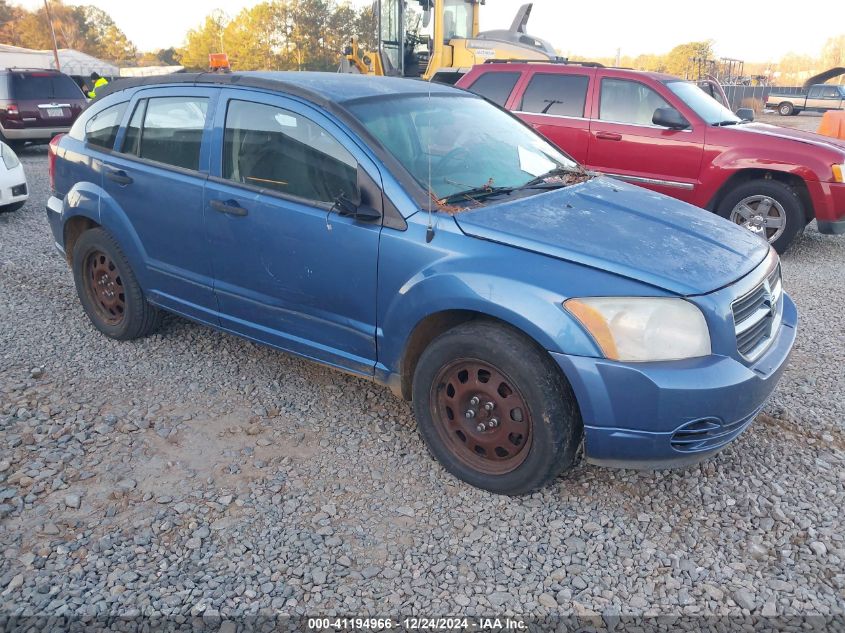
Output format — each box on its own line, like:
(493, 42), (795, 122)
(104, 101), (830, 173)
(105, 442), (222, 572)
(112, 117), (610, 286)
(210, 199), (248, 217)
(595, 131), (623, 141)
(105, 168), (133, 185)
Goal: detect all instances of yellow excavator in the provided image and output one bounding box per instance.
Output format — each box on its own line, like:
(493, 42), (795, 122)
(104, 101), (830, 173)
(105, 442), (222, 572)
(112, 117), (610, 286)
(340, 0), (560, 84)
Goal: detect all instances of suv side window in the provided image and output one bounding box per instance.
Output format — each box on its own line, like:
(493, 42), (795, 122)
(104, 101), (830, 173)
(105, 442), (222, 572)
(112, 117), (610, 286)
(520, 73), (590, 117)
(85, 102), (128, 150)
(599, 78), (671, 126)
(223, 100), (358, 205)
(467, 72), (521, 107)
(122, 96), (208, 170)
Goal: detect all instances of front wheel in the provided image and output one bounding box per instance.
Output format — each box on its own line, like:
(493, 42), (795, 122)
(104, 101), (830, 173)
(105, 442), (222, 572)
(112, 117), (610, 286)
(412, 321), (582, 495)
(716, 179), (805, 254)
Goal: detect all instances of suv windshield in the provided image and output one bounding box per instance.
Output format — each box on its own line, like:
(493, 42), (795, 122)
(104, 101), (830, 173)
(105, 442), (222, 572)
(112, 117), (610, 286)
(11, 72), (83, 100)
(665, 80), (739, 125)
(348, 94), (580, 201)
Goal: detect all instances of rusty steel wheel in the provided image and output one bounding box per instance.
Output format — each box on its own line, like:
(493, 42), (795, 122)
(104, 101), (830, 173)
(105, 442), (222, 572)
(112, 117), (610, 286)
(431, 358), (533, 476)
(413, 321), (582, 495)
(83, 250), (126, 325)
(72, 228), (161, 340)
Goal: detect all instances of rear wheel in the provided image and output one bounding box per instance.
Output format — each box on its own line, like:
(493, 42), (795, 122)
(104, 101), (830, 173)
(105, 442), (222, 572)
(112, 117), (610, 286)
(412, 321), (581, 495)
(716, 179), (805, 254)
(72, 228), (162, 340)
(777, 102), (794, 116)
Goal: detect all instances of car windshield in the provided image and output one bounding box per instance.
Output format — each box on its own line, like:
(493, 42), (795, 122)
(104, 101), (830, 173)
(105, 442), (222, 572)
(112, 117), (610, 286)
(665, 80), (740, 125)
(347, 94), (580, 201)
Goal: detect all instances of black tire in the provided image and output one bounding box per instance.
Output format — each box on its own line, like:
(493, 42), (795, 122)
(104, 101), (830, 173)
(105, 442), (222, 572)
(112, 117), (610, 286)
(716, 179), (805, 254)
(777, 102), (794, 116)
(412, 321), (582, 495)
(71, 227), (162, 340)
(0, 201), (25, 214)
(790, 109), (801, 116)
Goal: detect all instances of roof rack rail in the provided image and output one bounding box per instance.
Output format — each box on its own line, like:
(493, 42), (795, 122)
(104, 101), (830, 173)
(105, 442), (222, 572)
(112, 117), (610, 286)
(483, 58), (606, 68)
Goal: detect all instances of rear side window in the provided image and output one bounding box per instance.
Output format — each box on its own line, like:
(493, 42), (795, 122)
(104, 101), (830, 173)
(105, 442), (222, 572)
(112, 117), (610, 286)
(122, 97), (208, 171)
(10, 72), (83, 100)
(467, 72), (520, 107)
(222, 100), (358, 204)
(520, 73), (590, 117)
(85, 102), (128, 150)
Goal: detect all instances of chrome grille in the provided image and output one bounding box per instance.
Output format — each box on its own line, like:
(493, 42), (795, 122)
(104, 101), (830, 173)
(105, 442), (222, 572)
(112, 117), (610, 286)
(732, 263), (782, 362)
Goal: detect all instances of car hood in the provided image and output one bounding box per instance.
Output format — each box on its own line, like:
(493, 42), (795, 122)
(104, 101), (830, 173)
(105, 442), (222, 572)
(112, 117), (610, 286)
(728, 122), (845, 154)
(452, 177), (770, 296)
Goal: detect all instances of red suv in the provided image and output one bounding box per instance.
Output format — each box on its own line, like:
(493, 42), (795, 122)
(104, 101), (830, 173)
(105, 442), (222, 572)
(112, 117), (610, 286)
(0, 69), (87, 148)
(457, 61), (845, 253)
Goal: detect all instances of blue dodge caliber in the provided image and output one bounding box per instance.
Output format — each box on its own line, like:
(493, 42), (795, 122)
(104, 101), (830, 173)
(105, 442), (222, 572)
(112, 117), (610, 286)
(46, 73), (797, 494)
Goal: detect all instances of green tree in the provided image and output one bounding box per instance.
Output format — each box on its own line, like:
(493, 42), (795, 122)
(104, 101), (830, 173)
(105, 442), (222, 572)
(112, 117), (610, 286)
(224, 3), (284, 70)
(179, 12), (228, 70)
(663, 41), (714, 78)
(80, 5), (136, 64)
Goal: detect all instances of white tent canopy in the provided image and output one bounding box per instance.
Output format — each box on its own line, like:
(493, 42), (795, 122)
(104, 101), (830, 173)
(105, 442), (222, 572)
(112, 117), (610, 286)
(0, 44), (118, 77)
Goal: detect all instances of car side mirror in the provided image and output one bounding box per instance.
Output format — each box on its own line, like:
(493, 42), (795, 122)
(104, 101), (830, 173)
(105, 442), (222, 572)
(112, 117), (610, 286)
(735, 107), (755, 122)
(652, 107), (690, 130)
(334, 192), (382, 223)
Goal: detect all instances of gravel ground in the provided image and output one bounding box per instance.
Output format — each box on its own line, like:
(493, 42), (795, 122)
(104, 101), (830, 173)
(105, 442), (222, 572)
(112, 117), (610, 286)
(1, 146), (844, 625)
(756, 111), (825, 133)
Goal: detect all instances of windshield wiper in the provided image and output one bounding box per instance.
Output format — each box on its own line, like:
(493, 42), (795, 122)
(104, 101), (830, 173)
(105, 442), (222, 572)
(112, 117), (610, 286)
(712, 120), (742, 126)
(440, 185), (514, 205)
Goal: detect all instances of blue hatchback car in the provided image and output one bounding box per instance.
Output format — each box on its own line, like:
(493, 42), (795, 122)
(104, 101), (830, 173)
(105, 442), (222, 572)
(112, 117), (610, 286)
(46, 72), (797, 494)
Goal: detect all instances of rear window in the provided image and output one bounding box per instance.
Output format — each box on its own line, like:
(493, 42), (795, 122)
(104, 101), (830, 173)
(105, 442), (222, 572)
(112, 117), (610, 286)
(467, 72), (520, 107)
(10, 73), (83, 100)
(520, 73), (590, 117)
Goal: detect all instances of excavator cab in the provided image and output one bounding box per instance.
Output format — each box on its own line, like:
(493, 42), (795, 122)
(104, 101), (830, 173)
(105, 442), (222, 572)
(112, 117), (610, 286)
(340, 0), (558, 83)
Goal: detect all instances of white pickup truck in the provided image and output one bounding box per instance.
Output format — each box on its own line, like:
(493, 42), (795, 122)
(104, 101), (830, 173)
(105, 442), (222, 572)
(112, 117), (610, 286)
(767, 84), (845, 116)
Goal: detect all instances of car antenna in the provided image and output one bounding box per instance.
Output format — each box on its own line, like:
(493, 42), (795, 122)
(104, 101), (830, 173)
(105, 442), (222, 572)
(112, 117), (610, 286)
(426, 81), (435, 243)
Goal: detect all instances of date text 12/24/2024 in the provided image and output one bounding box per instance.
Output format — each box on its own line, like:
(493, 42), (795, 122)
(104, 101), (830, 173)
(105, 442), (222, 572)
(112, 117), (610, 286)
(308, 617), (528, 630)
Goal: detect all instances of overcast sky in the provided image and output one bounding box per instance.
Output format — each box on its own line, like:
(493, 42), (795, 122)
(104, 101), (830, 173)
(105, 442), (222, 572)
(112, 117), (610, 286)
(16, 0), (834, 62)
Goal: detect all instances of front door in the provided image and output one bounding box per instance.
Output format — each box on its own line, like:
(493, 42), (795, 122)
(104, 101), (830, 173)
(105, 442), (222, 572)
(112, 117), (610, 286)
(586, 75), (704, 203)
(102, 87), (218, 322)
(204, 90), (382, 375)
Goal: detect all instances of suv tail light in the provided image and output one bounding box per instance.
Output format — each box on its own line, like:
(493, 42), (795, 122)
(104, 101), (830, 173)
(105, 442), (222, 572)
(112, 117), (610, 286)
(2, 104), (20, 122)
(48, 133), (64, 192)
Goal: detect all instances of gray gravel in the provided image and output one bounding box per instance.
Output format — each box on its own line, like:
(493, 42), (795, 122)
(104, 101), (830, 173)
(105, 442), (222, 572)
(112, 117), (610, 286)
(1, 147), (844, 621)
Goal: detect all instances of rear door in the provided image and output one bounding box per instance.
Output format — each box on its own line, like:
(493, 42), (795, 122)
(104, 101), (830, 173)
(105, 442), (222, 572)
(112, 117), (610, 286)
(586, 74), (704, 203)
(102, 87), (219, 322)
(203, 89), (383, 374)
(512, 69), (595, 164)
(9, 71), (84, 130)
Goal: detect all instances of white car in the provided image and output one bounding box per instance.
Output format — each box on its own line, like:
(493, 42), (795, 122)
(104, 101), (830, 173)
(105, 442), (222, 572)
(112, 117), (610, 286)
(1, 141), (28, 213)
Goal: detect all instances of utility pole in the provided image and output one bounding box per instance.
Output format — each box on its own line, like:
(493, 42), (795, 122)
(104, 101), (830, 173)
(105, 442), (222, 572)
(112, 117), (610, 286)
(615, 48), (621, 67)
(43, 0), (61, 71)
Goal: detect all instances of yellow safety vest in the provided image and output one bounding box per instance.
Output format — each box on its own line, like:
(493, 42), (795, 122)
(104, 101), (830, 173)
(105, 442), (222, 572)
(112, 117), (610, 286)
(88, 77), (109, 99)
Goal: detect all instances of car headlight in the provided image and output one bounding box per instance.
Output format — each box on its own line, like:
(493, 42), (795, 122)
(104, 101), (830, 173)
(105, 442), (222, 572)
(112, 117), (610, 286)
(1, 141), (20, 170)
(833, 163), (845, 183)
(564, 297), (711, 362)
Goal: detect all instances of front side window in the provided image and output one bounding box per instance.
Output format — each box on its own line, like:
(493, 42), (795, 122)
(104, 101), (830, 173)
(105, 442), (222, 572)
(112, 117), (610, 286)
(822, 87), (840, 99)
(124, 96), (208, 170)
(468, 72), (520, 107)
(85, 102), (128, 150)
(520, 74), (590, 117)
(599, 78), (671, 126)
(348, 94), (579, 200)
(223, 100), (358, 204)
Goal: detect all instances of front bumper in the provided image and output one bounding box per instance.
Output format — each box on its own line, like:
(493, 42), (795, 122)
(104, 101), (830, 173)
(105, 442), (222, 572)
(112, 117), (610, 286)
(810, 181), (845, 233)
(552, 293), (797, 469)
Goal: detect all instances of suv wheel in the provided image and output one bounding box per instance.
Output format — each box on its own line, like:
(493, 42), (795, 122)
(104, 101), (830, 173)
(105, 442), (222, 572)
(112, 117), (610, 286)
(412, 321), (581, 495)
(777, 102), (794, 116)
(717, 180), (805, 254)
(72, 227), (162, 340)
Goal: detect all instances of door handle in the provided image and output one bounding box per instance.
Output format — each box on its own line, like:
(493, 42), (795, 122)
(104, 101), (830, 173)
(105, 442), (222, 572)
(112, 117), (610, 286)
(105, 168), (133, 185)
(595, 131), (622, 141)
(210, 199), (248, 217)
